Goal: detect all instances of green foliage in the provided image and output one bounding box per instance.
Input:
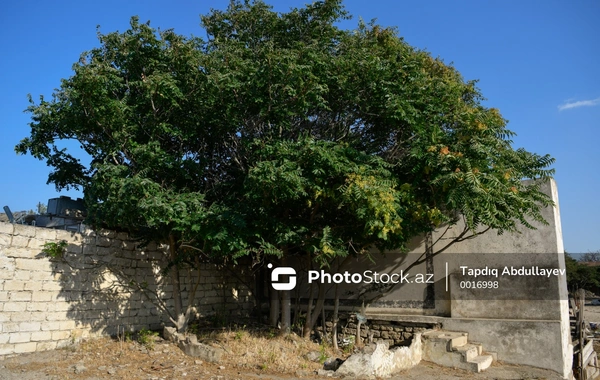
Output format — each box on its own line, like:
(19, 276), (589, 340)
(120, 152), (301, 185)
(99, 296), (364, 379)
(209, 311), (228, 328)
(341, 335), (355, 355)
(17, 0), (555, 317)
(137, 328), (159, 350)
(234, 326), (247, 341)
(318, 341), (329, 363)
(120, 330), (133, 343)
(42, 240), (67, 259)
(36, 202), (47, 214)
(565, 253), (600, 292)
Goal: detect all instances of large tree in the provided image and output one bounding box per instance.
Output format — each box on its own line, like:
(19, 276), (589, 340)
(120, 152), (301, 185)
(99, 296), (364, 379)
(17, 0), (554, 334)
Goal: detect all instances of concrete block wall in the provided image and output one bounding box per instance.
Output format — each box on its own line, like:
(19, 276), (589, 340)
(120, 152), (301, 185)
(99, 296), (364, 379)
(0, 222), (254, 356)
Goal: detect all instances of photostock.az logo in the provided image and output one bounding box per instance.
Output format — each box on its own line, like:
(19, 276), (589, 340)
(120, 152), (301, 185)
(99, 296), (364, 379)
(268, 263), (296, 291)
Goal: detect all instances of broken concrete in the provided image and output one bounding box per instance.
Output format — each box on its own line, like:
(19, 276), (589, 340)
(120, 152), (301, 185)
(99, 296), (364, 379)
(163, 326), (183, 343)
(178, 336), (224, 363)
(163, 326), (224, 363)
(335, 332), (422, 378)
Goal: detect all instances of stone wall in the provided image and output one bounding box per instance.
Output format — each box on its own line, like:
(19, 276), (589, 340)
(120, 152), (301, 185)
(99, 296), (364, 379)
(0, 222), (254, 356)
(315, 314), (440, 347)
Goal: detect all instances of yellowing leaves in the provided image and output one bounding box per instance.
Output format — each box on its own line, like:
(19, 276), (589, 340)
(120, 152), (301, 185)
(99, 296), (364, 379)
(344, 172), (403, 239)
(322, 244), (335, 256)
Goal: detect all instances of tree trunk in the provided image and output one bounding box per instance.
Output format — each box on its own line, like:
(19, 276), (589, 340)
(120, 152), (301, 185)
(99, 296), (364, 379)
(303, 283), (325, 338)
(292, 285), (300, 326)
(269, 285), (280, 327)
(279, 251), (291, 334)
(169, 235), (184, 331)
(304, 281), (315, 336)
(424, 230), (435, 309)
(280, 290), (291, 334)
(321, 304), (327, 342)
(332, 283), (340, 350)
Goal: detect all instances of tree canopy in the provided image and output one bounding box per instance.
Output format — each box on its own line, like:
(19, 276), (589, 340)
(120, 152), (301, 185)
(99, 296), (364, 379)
(17, 0), (555, 331)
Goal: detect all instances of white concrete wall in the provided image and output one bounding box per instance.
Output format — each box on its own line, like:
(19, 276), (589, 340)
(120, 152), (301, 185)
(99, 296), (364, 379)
(0, 223), (254, 356)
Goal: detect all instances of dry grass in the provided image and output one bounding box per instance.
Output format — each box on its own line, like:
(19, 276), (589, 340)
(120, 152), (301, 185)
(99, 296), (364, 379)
(196, 327), (338, 373)
(1, 327), (339, 379)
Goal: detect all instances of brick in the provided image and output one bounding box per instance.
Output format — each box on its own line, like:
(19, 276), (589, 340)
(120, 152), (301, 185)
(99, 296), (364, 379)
(4, 280), (26, 291)
(0, 291), (7, 301)
(45, 311), (68, 321)
(30, 331), (52, 341)
(35, 228), (57, 240)
(32, 291), (54, 302)
(29, 312), (47, 322)
(52, 331), (70, 340)
(3, 302), (27, 312)
(56, 229), (82, 243)
(1, 323), (19, 333)
(0, 257), (14, 270)
(49, 303), (70, 312)
(37, 341), (57, 351)
(0, 334), (8, 344)
(9, 291), (32, 301)
(0, 222), (14, 234)
(97, 236), (112, 247)
(82, 244), (97, 255)
(122, 241), (137, 251)
(11, 235), (31, 248)
(0, 270), (14, 280)
(27, 238), (46, 250)
(6, 248), (38, 258)
(96, 246), (114, 256)
(15, 258), (52, 272)
(0, 234), (11, 247)
(24, 281), (42, 291)
(26, 302), (47, 312)
(0, 343), (15, 355)
(9, 332), (31, 343)
(42, 282), (63, 291)
(13, 270), (31, 280)
(10, 312), (32, 322)
(41, 322), (61, 331)
(82, 228), (96, 237)
(14, 342), (37, 353)
(19, 322), (41, 332)
(59, 321), (76, 330)
(66, 243), (82, 254)
(97, 229), (116, 238)
(13, 224), (36, 237)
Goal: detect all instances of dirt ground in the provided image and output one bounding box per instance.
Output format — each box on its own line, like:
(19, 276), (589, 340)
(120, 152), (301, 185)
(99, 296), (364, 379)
(0, 334), (565, 380)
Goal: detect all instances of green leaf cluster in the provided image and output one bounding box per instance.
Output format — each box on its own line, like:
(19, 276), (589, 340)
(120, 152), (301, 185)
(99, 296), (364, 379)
(565, 254), (600, 292)
(16, 1), (555, 268)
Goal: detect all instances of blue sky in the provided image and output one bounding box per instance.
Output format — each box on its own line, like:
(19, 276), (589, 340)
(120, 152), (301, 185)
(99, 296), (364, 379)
(1, 1), (598, 253)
